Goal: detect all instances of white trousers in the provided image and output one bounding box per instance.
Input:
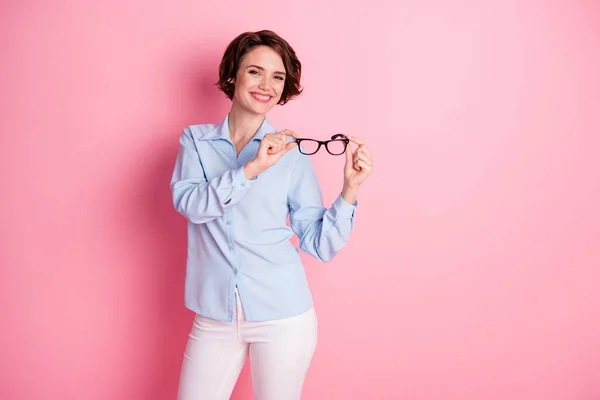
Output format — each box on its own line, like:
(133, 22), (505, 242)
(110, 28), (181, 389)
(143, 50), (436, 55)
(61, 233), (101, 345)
(177, 291), (318, 400)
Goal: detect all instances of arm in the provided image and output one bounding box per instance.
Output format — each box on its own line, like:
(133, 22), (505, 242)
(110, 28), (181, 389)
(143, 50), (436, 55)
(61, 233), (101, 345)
(169, 127), (258, 224)
(288, 155), (357, 262)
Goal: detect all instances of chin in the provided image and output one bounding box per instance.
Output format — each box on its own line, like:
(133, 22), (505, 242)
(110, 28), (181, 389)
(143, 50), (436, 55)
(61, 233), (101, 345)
(249, 102), (275, 115)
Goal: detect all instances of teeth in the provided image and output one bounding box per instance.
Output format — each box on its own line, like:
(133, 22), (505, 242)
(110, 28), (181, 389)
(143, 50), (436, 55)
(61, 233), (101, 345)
(253, 93), (270, 101)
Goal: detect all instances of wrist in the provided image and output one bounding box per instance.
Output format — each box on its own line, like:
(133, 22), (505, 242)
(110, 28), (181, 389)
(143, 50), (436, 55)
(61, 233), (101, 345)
(244, 160), (264, 180)
(341, 185), (359, 204)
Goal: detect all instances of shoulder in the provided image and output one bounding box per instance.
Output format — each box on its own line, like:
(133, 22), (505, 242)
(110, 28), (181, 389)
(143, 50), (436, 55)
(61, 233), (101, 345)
(180, 123), (219, 141)
(176, 123), (223, 148)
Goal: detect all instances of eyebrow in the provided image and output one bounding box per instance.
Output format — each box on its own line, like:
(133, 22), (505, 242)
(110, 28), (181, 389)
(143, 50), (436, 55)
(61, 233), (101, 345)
(246, 65), (286, 76)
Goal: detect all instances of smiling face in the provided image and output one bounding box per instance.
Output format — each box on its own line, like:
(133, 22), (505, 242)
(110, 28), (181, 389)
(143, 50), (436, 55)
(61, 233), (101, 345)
(231, 45), (287, 116)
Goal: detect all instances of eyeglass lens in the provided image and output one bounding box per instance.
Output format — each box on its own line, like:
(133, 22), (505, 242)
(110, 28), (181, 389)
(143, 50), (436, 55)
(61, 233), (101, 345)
(326, 140), (346, 155)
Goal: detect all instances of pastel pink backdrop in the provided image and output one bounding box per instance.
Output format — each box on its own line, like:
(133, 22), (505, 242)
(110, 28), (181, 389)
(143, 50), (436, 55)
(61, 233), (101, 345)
(1, 1), (599, 399)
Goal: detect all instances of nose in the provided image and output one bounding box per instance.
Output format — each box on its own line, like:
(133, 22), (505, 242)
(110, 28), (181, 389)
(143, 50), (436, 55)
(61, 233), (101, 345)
(258, 76), (271, 91)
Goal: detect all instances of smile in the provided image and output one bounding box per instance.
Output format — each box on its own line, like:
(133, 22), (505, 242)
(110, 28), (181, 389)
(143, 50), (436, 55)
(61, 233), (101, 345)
(251, 92), (272, 103)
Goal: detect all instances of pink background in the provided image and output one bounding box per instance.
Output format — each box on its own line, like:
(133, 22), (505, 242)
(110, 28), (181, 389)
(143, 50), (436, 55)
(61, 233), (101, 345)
(2, 1), (599, 399)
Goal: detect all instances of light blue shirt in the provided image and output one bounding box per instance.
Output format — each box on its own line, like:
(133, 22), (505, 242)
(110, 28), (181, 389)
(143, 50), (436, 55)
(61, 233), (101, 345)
(170, 115), (357, 322)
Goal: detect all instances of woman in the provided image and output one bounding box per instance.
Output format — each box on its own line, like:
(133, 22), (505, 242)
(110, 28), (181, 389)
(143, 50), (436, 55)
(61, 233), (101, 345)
(170, 30), (373, 399)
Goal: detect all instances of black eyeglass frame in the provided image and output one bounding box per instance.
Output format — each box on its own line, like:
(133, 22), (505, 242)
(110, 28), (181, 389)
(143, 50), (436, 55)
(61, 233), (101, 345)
(293, 134), (350, 156)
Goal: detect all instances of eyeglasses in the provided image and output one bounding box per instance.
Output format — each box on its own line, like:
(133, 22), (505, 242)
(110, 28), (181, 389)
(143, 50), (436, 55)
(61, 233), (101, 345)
(294, 134), (349, 156)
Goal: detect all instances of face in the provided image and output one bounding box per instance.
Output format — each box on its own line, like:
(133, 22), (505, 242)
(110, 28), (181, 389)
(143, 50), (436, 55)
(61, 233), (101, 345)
(231, 45), (286, 115)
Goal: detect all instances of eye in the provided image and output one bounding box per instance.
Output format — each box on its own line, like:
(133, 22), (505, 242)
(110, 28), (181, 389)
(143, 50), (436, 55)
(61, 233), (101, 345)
(274, 76), (285, 81)
(249, 70), (259, 75)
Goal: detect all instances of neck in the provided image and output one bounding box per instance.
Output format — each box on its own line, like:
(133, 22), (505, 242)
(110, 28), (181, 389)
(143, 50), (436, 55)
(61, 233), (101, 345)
(228, 102), (266, 144)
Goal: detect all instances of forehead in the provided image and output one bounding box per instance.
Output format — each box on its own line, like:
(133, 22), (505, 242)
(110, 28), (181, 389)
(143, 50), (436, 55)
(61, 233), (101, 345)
(240, 45), (285, 71)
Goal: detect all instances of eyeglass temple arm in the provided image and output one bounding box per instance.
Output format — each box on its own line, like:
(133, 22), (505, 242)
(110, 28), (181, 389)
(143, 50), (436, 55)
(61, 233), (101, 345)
(331, 133), (348, 140)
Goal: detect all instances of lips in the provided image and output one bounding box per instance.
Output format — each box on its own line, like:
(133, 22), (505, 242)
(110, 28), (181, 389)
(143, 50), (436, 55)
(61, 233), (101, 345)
(251, 92), (272, 103)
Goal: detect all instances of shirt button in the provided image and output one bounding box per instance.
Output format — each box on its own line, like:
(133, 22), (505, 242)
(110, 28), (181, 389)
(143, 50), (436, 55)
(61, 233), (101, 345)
(227, 221), (233, 225)
(229, 245), (234, 250)
(233, 268), (238, 274)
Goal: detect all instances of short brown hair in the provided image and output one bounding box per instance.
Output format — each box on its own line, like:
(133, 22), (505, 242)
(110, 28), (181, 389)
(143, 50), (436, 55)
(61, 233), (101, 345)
(216, 30), (303, 105)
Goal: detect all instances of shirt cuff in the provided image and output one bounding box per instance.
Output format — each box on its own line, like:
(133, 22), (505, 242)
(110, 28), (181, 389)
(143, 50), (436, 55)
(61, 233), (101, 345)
(232, 165), (259, 187)
(222, 166), (259, 206)
(333, 193), (357, 218)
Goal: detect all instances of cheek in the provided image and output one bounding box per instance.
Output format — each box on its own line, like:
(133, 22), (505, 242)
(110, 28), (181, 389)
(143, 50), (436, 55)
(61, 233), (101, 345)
(237, 75), (263, 94)
(233, 78), (250, 99)
(274, 80), (285, 94)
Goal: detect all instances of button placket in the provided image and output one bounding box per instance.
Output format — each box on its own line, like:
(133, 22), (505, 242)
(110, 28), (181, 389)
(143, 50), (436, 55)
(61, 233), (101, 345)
(226, 155), (242, 276)
(226, 154), (238, 254)
(225, 209), (238, 273)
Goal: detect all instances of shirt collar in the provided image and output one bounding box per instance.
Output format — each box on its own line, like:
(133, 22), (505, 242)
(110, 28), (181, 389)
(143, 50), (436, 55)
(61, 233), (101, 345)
(202, 114), (276, 142)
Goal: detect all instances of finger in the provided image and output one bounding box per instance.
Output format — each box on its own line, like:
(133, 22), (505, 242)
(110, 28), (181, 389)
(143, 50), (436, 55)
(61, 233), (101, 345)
(273, 134), (287, 148)
(354, 144), (371, 157)
(263, 132), (277, 141)
(278, 129), (298, 139)
(284, 141), (297, 152)
(267, 137), (281, 149)
(266, 136), (285, 151)
(354, 152), (369, 164)
(265, 139), (282, 154)
(355, 147), (374, 166)
(354, 160), (370, 172)
(359, 144), (372, 159)
(263, 137), (276, 148)
(349, 136), (365, 146)
(353, 146), (364, 157)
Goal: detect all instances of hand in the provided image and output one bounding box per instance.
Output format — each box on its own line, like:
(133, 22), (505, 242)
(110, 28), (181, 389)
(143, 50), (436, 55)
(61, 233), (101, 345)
(341, 136), (373, 203)
(245, 130), (297, 179)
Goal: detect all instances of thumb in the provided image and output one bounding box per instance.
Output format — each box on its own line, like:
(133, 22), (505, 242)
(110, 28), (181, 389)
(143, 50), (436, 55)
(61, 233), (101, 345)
(344, 142), (353, 168)
(284, 140), (297, 153)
